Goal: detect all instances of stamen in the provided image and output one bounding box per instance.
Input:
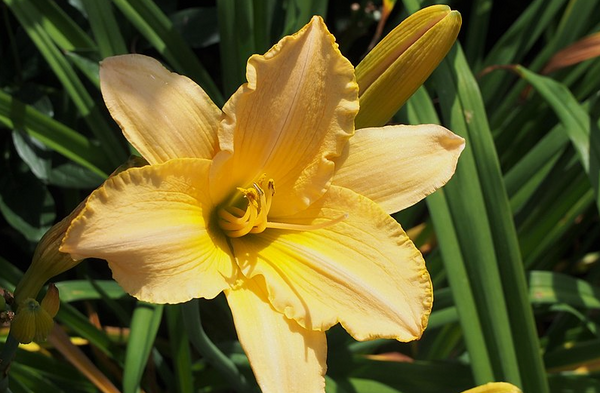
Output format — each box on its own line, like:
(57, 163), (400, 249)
(226, 207), (258, 237)
(265, 213), (348, 231)
(217, 175), (345, 237)
(217, 176), (275, 238)
(218, 205), (252, 224)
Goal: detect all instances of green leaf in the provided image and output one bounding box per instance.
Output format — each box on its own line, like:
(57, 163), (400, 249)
(513, 66), (600, 212)
(65, 52), (100, 88)
(112, 0), (224, 105)
(478, 0), (568, 106)
(403, 86), (495, 384)
(217, 0), (256, 97)
(0, 154), (55, 242)
(166, 306), (193, 393)
(433, 45), (548, 392)
(29, 0), (96, 52)
(123, 302), (163, 393)
(54, 280), (126, 303)
(4, 0), (127, 167)
(529, 271), (600, 309)
(463, 0), (492, 69)
(11, 130), (53, 182)
(47, 163), (105, 189)
(170, 7), (219, 49)
(328, 356), (473, 393)
(56, 302), (125, 361)
(282, 0), (328, 35)
(0, 255), (23, 291)
(81, 0), (127, 58)
(0, 90), (110, 177)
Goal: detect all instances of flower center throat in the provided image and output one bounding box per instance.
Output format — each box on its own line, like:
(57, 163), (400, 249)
(217, 175), (349, 238)
(217, 176), (275, 238)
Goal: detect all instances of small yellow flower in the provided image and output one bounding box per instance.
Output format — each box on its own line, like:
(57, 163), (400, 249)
(60, 16), (464, 392)
(11, 284), (60, 344)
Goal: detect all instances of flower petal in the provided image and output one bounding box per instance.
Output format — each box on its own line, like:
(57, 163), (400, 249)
(60, 159), (235, 303)
(231, 185), (432, 342)
(334, 125), (465, 214)
(100, 55), (221, 164)
(225, 277), (327, 393)
(210, 16), (359, 215)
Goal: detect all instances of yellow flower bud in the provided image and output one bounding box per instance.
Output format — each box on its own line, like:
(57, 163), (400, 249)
(355, 5), (461, 128)
(461, 382), (522, 393)
(40, 283), (60, 318)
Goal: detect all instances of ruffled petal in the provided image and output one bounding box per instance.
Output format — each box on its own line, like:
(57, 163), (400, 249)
(231, 186), (431, 342)
(60, 159), (236, 303)
(334, 125), (465, 214)
(100, 55), (221, 164)
(210, 16), (358, 215)
(225, 277), (326, 393)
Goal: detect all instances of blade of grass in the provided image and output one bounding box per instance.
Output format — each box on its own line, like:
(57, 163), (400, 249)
(112, 0), (223, 106)
(0, 256), (22, 290)
(463, 0), (492, 69)
(432, 43), (549, 392)
(4, 0), (127, 168)
(81, 0), (127, 58)
(282, 0), (328, 35)
(490, 2), (600, 131)
(0, 90), (110, 177)
(530, 271), (600, 309)
(53, 280), (125, 303)
(56, 302), (125, 362)
(504, 124), (569, 211)
(253, 0), (277, 54)
(166, 306), (193, 393)
(403, 87), (495, 383)
(478, 0), (568, 106)
(514, 66), (600, 212)
(28, 0), (96, 52)
(123, 302), (163, 393)
(217, 0), (256, 97)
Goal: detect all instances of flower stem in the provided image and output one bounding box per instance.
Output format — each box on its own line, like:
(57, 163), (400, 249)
(181, 300), (254, 393)
(0, 334), (19, 393)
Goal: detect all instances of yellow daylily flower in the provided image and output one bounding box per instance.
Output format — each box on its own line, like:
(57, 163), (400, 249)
(60, 16), (464, 392)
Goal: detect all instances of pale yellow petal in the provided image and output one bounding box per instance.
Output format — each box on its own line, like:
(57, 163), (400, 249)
(100, 55), (221, 164)
(60, 159), (236, 303)
(232, 186), (432, 341)
(462, 382), (522, 393)
(225, 277), (326, 393)
(334, 125), (465, 214)
(210, 16), (359, 215)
